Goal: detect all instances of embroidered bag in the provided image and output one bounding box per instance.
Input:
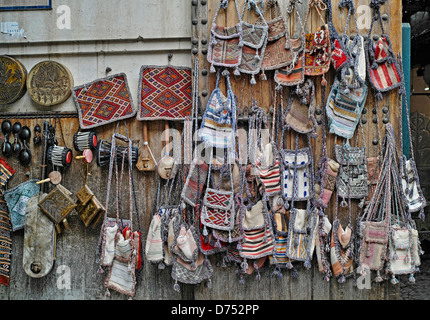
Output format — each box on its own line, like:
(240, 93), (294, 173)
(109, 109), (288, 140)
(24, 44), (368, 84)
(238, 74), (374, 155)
(365, 0), (401, 100)
(326, 77), (368, 140)
(181, 157), (209, 207)
(199, 70), (237, 150)
(273, 2), (306, 87)
(284, 78), (317, 135)
(303, 0), (331, 79)
(4, 179), (39, 232)
(208, 0), (243, 75)
(334, 133), (368, 203)
(260, 0), (292, 74)
(324, 0), (349, 71)
(238, 0), (268, 84)
(171, 252), (214, 291)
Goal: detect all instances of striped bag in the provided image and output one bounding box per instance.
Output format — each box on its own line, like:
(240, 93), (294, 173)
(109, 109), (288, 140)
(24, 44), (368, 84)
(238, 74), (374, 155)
(359, 221), (389, 273)
(326, 78), (368, 140)
(257, 160), (281, 197)
(240, 227), (275, 260)
(365, 1), (401, 99)
(199, 70), (236, 150)
(273, 6), (306, 87)
(181, 157), (209, 207)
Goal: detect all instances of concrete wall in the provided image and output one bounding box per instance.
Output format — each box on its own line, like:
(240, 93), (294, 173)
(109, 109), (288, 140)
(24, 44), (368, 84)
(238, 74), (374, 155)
(0, 0), (192, 113)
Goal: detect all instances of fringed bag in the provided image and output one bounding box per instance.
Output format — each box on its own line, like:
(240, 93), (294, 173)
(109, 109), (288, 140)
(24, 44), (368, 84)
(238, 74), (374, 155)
(238, 0), (268, 84)
(171, 252), (214, 291)
(208, 0), (243, 75)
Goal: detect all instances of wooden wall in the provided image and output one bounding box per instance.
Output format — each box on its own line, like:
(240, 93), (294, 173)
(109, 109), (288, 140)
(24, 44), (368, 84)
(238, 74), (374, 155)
(0, 0), (403, 300)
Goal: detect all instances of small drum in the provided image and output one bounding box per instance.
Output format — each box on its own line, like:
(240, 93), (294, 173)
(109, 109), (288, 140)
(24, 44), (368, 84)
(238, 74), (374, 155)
(47, 145), (73, 167)
(96, 139), (138, 167)
(73, 131), (98, 152)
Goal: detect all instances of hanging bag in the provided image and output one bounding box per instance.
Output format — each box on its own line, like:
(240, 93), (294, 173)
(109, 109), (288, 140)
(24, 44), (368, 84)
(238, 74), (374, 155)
(238, 0), (269, 84)
(260, 0), (293, 75)
(199, 70), (237, 150)
(303, 0), (331, 80)
(208, 0), (243, 75)
(273, 1), (306, 87)
(365, 0), (402, 100)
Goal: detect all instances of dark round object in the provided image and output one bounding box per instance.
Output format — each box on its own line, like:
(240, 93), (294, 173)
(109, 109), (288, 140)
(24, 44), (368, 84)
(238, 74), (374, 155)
(202, 48), (208, 55)
(315, 108), (322, 115)
(361, 118), (367, 124)
(34, 123), (41, 133)
(372, 108), (377, 114)
(20, 126), (31, 141)
(382, 107), (389, 114)
(362, 108), (367, 114)
(2, 141), (12, 156)
(12, 121), (22, 134)
(192, 48), (198, 55)
(18, 149), (31, 166)
(1, 120), (12, 135)
(382, 118), (389, 124)
(373, 117), (378, 124)
(372, 138), (379, 145)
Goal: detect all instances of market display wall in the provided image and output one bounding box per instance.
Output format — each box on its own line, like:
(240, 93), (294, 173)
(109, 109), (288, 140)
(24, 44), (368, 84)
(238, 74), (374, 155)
(0, 0), (405, 299)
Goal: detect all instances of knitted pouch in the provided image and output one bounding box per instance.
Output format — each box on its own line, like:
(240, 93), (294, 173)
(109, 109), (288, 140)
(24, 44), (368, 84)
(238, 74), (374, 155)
(145, 213), (164, 264)
(238, 0), (268, 84)
(260, 1), (292, 73)
(326, 77), (368, 140)
(286, 207), (319, 268)
(257, 160), (282, 197)
(240, 227), (275, 260)
(208, 0), (243, 75)
(104, 233), (136, 298)
(171, 222), (199, 265)
(201, 188), (235, 231)
(359, 221), (389, 271)
(284, 79), (317, 135)
(4, 179), (39, 232)
(365, 156), (380, 204)
(401, 158), (426, 214)
(199, 70), (236, 150)
(335, 141), (368, 201)
(280, 147), (312, 201)
(171, 252), (213, 288)
(388, 225), (415, 276)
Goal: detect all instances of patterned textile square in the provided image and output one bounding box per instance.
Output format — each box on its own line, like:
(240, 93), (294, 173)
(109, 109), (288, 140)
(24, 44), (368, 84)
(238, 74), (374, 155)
(72, 73), (136, 129)
(137, 65), (192, 121)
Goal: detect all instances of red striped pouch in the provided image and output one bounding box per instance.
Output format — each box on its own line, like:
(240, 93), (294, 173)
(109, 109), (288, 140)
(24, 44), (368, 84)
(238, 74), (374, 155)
(257, 160), (281, 196)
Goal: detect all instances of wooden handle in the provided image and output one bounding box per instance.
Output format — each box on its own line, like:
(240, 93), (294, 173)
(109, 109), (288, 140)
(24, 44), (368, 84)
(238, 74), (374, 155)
(36, 178), (51, 185)
(164, 122), (169, 145)
(143, 122), (148, 143)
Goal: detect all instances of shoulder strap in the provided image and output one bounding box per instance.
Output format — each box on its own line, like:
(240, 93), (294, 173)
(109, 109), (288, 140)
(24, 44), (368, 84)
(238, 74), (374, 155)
(212, 0), (242, 27)
(304, 0), (327, 31)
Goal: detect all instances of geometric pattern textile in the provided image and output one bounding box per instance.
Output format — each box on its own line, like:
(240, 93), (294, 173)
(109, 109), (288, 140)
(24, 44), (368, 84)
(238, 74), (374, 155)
(72, 73), (137, 129)
(137, 65), (192, 121)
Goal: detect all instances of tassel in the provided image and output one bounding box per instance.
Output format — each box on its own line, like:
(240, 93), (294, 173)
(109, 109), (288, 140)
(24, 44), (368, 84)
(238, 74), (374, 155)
(304, 260), (311, 269)
(236, 242), (242, 250)
(97, 266), (104, 274)
(158, 262), (166, 270)
(338, 275), (346, 284)
(203, 225), (208, 236)
(409, 274), (416, 284)
(285, 39), (292, 50)
(376, 92), (383, 101)
(287, 261), (293, 269)
(250, 75), (257, 85)
(419, 208), (425, 220)
(210, 63), (216, 73)
(324, 273), (331, 282)
(241, 259), (248, 272)
(174, 281), (181, 292)
(321, 75), (327, 86)
(387, 57), (393, 64)
(228, 231), (232, 243)
(215, 239), (221, 248)
(261, 71), (267, 81)
(238, 274), (245, 285)
(255, 270), (261, 281)
(221, 69), (230, 77)
(372, 61), (378, 70)
(105, 288), (110, 297)
(191, 261), (197, 270)
(292, 267), (299, 278)
(233, 67), (240, 76)
(391, 275), (399, 285)
(359, 198), (365, 208)
(341, 199), (347, 207)
(207, 278), (212, 289)
(375, 271), (383, 282)
(276, 84), (283, 91)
